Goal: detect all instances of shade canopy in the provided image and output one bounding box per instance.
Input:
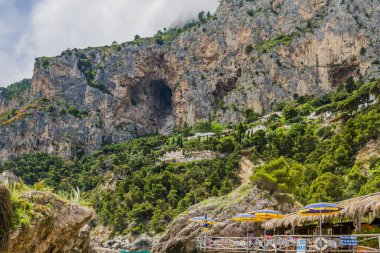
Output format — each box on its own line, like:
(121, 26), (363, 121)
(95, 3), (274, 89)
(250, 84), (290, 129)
(249, 209), (285, 219)
(189, 216), (217, 224)
(298, 203), (342, 216)
(232, 213), (257, 222)
(263, 193), (380, 230)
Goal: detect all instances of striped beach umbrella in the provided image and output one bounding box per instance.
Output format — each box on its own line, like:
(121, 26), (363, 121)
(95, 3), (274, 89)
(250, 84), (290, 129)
(298, 203), (342, 238)
(248, 209), (285, 248)
(189, 215), (217, 232)
(232, 213), (262, 248)
(298, 203), (342, 216)
(232, 213), (258, 222)
(189, 215), (217, 224)
(249, 209), (285, 219)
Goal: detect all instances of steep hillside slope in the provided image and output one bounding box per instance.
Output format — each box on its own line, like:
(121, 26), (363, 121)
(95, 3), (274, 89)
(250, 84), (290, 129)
(0, 0), (379, 160)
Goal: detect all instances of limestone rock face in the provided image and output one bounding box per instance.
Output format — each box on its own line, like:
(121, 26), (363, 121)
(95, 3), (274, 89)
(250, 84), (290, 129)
(0, 0), (379, 160)
(6, 191), (94, 253)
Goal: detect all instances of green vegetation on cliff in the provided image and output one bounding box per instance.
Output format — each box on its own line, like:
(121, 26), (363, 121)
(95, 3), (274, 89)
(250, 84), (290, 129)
(250, 79), (380, 203)
(0, 97), (89, 127)
(0, 79), (31, 102)
(1, 134), (241, 235)
(130, 11), (217, 46)
(1, 78), (379, 236)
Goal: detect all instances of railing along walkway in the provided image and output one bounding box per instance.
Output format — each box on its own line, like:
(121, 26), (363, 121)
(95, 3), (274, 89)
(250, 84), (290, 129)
(196, 234), (380, 252)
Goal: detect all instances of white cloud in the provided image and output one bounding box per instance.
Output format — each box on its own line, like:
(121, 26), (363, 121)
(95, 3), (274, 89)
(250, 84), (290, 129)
(0, 0), (218, 87)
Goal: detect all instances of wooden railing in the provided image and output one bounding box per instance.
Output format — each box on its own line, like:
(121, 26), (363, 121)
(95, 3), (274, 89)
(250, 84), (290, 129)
(196, 234), (380, 252)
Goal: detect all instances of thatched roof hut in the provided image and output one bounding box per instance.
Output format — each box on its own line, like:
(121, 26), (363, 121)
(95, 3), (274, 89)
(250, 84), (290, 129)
(263, 192), (380, 230)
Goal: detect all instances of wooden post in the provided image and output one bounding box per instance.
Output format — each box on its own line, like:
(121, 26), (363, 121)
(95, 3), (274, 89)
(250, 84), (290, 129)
(320, 216), (323, 253)
(263, 217), (267, 251)
(274, 235), (278, 253)
(355, 214), (362, 233)
(203, 227), (206, 252)
(247, 223), (249, 253)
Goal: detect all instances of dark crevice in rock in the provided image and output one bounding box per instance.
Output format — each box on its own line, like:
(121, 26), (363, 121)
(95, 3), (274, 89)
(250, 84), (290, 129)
(213, 68), (241, 105)
(328, 60), (359, 87)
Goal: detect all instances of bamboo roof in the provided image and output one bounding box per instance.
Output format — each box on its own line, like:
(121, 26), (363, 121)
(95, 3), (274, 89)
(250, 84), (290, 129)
(263, 192), (380, 230)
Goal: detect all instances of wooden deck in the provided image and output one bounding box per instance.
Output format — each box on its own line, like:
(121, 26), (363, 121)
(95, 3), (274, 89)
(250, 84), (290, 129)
(196, 234), (380, 252)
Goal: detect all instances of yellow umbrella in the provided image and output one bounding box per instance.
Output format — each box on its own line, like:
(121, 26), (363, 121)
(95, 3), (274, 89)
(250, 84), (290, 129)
(232, 213), (258, 222)
(248, 210), (285, 248)
(232, 213), (265, 251)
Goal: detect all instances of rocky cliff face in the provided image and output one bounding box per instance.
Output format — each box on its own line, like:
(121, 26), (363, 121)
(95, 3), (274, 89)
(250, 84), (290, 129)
(5, 191), (94, 253)
(0, 0), (379, 160)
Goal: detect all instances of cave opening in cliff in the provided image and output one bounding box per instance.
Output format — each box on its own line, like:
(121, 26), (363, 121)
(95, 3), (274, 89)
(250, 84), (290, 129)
(150, 80), (172, 112)
(149, 80), (173, 134)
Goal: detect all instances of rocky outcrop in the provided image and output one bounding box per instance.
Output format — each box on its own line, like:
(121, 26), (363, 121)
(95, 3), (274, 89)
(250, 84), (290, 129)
(0, 171), (19, 184)
(0, 0), (379, 160)
(0, 184), (11, 251)
(5, 191), (95, 253)
(152, 185), (295, 253)
(92, 234), (154, 252)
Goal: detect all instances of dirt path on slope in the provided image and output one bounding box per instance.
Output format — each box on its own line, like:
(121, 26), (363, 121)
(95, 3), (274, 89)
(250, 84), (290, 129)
(239, 156), (262, 185)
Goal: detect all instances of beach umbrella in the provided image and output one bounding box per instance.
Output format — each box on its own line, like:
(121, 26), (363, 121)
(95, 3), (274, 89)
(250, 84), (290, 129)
(189, 215), (217, 232)
(232, 213), (261, 250)
(249, 209), (285, 219)
(190, 214), (217, 249)
(232, 213), (257, 222)
(297, 203), (342, 237)
(189, 215), (217, 224)
(248, 210), (285, 249)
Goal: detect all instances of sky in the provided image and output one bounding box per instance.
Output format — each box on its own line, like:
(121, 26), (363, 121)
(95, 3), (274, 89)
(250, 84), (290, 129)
(0, 0), (218, 87)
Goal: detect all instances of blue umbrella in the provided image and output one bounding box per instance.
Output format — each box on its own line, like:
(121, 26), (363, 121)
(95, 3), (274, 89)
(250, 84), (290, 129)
(189, 215), (217, 224)
(298, 203), (342, 242)
(298, 203), (342, 216)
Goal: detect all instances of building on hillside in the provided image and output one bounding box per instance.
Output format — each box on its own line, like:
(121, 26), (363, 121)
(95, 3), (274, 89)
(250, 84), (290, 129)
(159, 149), (222, 163)
(187, 132), (215, 140)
